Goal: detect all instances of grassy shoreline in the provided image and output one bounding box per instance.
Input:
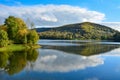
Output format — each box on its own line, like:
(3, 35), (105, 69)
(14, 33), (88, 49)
(0, 44), (41, 52)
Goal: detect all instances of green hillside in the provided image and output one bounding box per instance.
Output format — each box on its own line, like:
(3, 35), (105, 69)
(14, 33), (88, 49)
(38, 22), (119, 40)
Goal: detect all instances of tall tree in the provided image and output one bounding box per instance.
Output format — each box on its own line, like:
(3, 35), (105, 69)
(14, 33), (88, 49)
(26, 18), (35, 29)
(4, 16), (27, 42)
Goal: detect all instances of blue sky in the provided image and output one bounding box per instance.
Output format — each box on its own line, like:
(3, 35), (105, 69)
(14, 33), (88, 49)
(0, 0), (120, 30)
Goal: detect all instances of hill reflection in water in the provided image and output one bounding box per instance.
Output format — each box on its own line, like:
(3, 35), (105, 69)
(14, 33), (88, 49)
(40, 40), (120, 56)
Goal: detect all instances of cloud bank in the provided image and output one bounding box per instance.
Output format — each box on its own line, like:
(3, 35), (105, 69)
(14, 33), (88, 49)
(0, 4), (105, 27)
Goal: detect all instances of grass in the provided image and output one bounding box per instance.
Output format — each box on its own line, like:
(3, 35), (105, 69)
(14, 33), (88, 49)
(0, 44), (41, 52)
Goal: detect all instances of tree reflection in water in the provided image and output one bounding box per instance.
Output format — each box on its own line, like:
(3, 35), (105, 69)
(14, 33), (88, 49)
(42, 44), (120, 56)
(0, 49), (39, 75)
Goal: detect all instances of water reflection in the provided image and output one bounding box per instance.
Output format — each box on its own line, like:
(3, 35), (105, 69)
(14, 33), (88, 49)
(42, 44), (120, 56)
(0, 52), (9, 68)
(1, 40), (120, 80)
(0, 49), (39, 75)
(39, 40), (120, 56)
(33, 49), (104, 72)
(35, 40), (120, 72)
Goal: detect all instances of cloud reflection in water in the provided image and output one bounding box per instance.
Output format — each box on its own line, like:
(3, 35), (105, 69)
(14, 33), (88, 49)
(32, 49), (104, 72)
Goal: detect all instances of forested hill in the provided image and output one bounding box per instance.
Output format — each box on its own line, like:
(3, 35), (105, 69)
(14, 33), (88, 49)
(37, 22), (119, 40)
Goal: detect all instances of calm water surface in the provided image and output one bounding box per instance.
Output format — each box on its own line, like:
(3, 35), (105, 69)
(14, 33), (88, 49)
(0, 40), (120, 80)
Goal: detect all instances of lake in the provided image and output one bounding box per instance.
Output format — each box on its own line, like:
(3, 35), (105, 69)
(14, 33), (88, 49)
(0, 40), (120, 80)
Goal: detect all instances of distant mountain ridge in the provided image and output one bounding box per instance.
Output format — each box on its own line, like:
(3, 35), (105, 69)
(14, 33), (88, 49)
(37, 22), (119, 40)
(36, 28), (52, 32)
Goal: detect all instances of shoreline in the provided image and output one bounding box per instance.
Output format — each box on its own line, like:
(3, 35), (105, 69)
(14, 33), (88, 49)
(0, 44), (41, 52)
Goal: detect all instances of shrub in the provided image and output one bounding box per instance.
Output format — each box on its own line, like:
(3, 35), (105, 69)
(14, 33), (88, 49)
(27, 30), (39, 44)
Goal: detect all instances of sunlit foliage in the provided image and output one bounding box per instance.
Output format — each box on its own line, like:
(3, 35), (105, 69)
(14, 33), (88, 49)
(0, 30), (9, 47)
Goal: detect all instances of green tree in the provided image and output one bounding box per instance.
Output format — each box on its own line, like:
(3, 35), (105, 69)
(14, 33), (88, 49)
(16, 29), (28, 44)
(4, 16), (27, 42)
(0, 30), (9, 47)
(27, 30), (39, 44)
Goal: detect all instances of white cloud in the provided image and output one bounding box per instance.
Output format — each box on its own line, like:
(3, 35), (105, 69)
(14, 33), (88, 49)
(40, 55), (57, 62)
(102, 47), (120, 56)
(0, 4), (105, 27)
(101, 22), (120, 31)
(31, 49), (104, 72)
